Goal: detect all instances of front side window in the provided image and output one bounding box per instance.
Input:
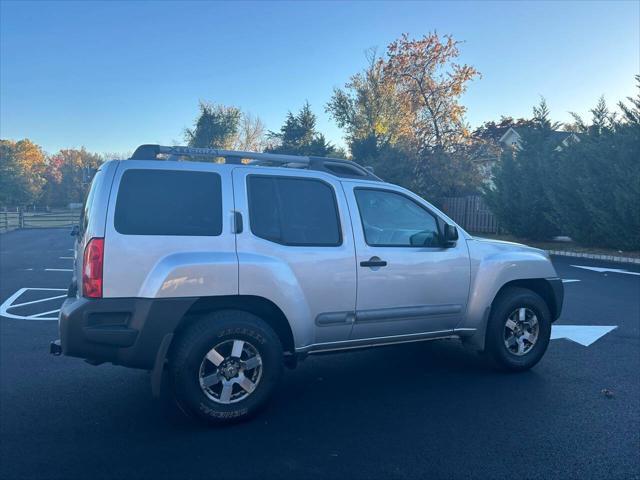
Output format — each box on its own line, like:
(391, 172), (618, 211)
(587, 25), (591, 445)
(114, 169), (222, 236)
(247, 175), (341, 246)
(354, 189), (440, 247)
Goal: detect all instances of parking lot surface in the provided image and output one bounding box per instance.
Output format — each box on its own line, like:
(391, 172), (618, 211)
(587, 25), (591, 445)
(1, 229), (638, 480)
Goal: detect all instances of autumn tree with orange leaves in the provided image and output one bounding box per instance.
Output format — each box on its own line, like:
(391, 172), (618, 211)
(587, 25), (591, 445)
(385, 33), (479, 152)
(329, 33), (482, 203)
(0, 139), (48, 206)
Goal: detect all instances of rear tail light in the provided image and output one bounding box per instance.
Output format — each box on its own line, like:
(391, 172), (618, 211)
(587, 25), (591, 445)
(83, 238), (104, 298)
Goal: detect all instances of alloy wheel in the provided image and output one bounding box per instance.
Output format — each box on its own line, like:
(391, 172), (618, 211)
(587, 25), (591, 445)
(198, 339), (263, 404)
(503, 307), (539, 356)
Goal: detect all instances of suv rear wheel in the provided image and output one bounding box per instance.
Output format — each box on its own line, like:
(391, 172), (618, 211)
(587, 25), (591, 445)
(486, 287), (552, 371)
(169, 310), (283, 425)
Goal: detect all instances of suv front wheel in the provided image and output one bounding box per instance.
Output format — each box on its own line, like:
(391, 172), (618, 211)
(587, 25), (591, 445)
(169, 310), (283, 425)
(486, 287), (552, 371)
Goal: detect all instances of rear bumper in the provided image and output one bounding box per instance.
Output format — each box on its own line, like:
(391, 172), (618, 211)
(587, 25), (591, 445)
(57, 295), (196, 369)
(547, 277), (564, 321)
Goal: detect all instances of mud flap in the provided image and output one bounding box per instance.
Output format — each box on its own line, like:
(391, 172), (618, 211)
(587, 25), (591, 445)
(151, 334), (173, 397)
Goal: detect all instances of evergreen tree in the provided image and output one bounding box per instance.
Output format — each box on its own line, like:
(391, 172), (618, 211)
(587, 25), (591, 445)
(547, 86), (640, 250)
(618, 75), (640, 126)
(267, 102), (339, 157)
(185, 101), (241, 150)
(484, 99), (561, 239)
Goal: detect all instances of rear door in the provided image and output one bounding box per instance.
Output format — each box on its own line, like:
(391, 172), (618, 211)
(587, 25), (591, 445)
(232, 168), (357, 348)
(102, 161), (238, 298)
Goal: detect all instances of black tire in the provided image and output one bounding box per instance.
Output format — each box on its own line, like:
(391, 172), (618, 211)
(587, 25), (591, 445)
(486, 287), (552, 372)
(169, 310), (283, 425)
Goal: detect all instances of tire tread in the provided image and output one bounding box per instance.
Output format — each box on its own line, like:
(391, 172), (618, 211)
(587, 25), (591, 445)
(169, 310), (283, 425)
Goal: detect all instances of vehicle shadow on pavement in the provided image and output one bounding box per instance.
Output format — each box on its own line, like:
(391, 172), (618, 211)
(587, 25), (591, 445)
(149, 339), (550, 432)
(1, 335), (616, 480)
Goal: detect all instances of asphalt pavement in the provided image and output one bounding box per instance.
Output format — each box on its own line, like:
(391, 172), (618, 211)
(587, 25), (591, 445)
(1, 229), (638, 480)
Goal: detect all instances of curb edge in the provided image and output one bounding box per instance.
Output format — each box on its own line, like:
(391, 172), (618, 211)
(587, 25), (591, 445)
(546, 249), (640, 265)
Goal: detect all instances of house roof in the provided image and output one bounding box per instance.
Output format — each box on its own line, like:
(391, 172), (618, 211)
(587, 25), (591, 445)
(499, 127), (577, 144)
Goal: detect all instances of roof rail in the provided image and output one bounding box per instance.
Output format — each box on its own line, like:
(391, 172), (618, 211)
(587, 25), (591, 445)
(129, 144), (381, 181)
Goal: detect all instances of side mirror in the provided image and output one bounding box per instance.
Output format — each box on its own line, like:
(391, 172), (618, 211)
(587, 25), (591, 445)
(442, 224), (458, 247)
(70, 224), (80, 237)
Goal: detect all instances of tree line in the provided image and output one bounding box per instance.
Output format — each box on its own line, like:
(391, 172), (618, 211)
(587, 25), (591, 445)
(0, 143), (104, 208)
(486, 80), (640, 251)
(1, 32), (637, 250)
(185, 33), (485, 203)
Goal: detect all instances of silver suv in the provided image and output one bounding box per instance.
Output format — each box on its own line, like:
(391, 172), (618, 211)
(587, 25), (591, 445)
(51, 144), (563, 425)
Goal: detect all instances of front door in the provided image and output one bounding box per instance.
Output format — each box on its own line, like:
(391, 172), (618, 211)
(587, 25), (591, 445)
(345, 184), (470, 340)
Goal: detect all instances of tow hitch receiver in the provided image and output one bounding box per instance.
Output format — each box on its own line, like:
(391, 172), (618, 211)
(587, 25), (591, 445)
(50, 340), (62, 356)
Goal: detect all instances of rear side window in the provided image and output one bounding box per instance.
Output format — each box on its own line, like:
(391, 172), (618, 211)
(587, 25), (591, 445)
(247, 175), (341, 246)
(114, 169), (222, 236)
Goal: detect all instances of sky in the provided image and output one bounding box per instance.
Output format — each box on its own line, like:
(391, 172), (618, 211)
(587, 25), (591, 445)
(1, 0), (638, 155)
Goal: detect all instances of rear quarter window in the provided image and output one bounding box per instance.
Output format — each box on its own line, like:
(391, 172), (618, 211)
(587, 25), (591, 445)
(114, 169), (222, 236)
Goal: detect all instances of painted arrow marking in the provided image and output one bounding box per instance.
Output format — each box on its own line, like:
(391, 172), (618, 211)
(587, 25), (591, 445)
(551, 325), (617, 346)
(571, 265), (640, 276)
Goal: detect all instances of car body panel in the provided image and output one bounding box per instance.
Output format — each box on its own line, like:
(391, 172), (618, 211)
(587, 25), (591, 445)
(231, 167), (357, 348)
(102, 160), (238, 299)
(75, 160), (118, 296)
(342, 181), (471, 340)
(459, 237), (559, 349)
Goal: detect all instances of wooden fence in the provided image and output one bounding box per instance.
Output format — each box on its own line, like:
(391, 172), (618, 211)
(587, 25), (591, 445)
(0, 209), (81, 233)
(0, 211), (21, 232)
(441, 195), (499, 234)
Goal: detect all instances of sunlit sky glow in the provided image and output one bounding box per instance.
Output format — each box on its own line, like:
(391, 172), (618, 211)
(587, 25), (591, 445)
(1, 0), (638, 155)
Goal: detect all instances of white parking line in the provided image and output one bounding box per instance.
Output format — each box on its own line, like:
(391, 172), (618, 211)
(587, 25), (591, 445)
(562, 279), (581, 283)
(45, 268), (73, 272)
(9, 293), (67, 308)
(59, 256), (74, 260)
(29, 308), (61, 318)
(0, 288), (67, 321)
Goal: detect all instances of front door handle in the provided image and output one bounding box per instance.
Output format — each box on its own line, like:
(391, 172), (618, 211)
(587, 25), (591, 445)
(360, 256), (387, 268)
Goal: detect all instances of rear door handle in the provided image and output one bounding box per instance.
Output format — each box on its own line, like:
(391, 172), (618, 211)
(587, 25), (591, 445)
(232, 211), (243, 234)
(360, 257), (387, 268)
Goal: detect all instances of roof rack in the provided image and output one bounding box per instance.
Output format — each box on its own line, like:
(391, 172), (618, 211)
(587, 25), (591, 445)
(129, 144), (381, 181)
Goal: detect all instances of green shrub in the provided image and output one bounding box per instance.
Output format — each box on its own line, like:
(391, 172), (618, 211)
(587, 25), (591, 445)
(547, 95), (640, 250)
(484, 101), (560, 240)
(485, 87), (640, 250)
